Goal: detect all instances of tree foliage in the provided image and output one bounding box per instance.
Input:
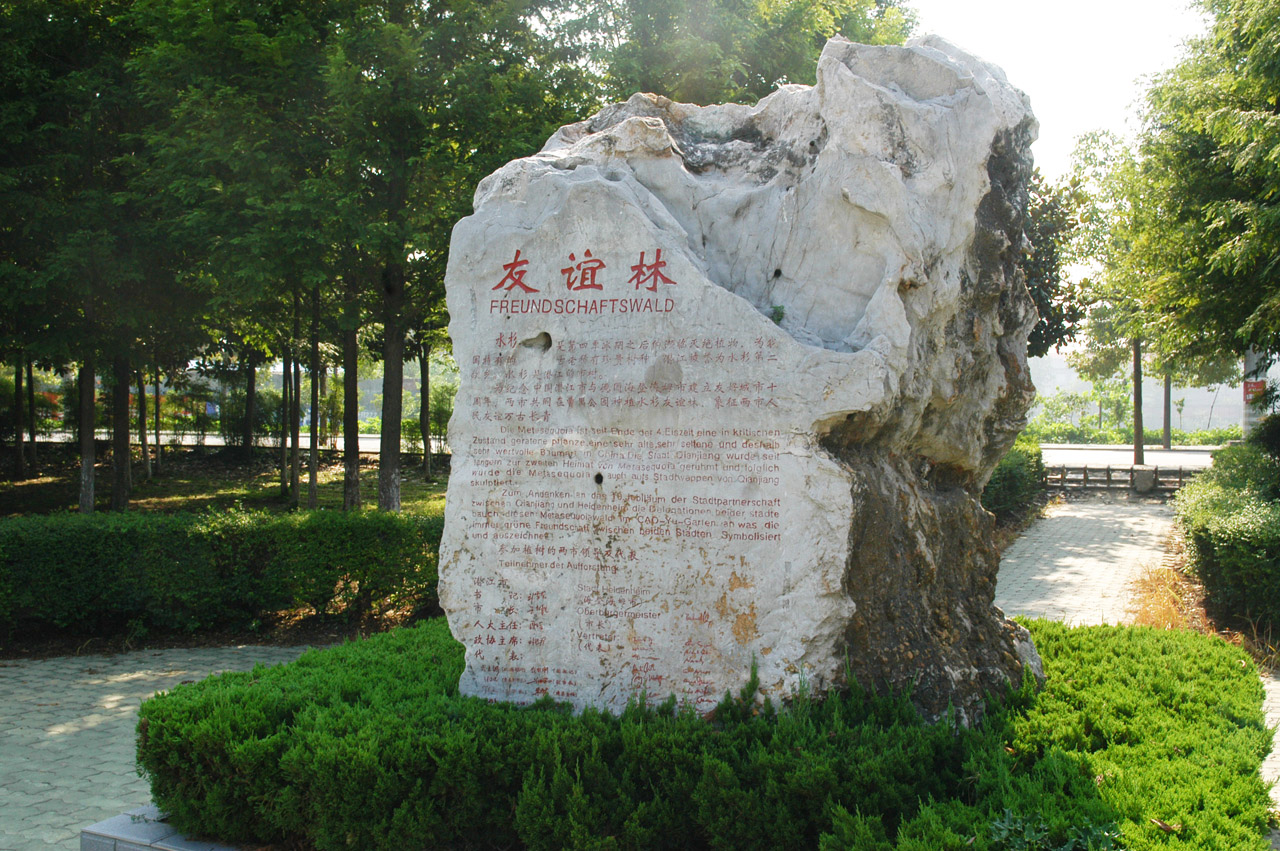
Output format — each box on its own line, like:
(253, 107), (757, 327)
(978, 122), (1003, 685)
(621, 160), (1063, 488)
(585, 0), (914, 104)
(1023, 171), (1085, 359)
(1114, 0), (1280, 363)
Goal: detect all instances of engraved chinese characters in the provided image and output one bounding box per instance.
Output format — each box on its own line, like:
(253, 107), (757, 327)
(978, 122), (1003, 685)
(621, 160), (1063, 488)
(442, 36), (1044, 723)
(454, 238), (799, 710)
(489, 247), (678, 316)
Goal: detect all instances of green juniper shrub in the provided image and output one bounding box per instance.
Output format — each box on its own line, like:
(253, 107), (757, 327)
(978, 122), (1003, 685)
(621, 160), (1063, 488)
(0, 507), (441, 637)
(982, 440), (1045, 520)
(136, 619), (1273, 850)
(1176, 444), (1280, 626)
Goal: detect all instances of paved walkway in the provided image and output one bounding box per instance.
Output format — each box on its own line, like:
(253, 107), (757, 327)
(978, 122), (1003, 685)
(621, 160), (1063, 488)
(0, 645), (312, 851)
(995, 496), (1174, 625)
(995, 494), (1280, 846)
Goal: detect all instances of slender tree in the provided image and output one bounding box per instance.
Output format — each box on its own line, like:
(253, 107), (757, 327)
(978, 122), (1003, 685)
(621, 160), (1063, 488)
(13, 356), (25, 478)
(1075, 0), (1280, 378)
(324, 0), (597, 510)
(137, 368), (150, 480)
(25, 360), (36, 466)
(78, 358), (95, 512)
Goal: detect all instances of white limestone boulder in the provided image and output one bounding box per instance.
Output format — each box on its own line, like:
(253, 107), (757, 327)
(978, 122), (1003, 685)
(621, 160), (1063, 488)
(439, 35), (1041, 723)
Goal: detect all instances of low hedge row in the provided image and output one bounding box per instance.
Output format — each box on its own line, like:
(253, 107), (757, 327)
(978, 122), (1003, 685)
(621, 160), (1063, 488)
(982, 439), (1045, 520)
(137, 618), (1273, 850)
(0, 508), (442, 636)
(1175, 443), (1280, 627)
(1023, 421), (1242, 446)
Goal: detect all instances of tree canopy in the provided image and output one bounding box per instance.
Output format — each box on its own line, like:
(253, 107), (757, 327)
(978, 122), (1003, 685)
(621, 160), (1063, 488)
(584, 0), (914, 104)
(1, 0), (929, 506)
(1111, 0), (1280, 364)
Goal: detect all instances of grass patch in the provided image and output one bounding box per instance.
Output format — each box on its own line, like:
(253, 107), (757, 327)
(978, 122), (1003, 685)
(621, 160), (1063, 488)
(137, 619), (1275, 850)
(0, 445), (447, 517)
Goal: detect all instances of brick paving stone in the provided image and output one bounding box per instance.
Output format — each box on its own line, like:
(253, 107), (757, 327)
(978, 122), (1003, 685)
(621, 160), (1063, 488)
(0, 644), (314, 851)
(995, 496), (1172, 625)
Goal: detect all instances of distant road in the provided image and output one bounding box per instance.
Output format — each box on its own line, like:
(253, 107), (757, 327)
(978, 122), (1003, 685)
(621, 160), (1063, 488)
(45, 434), (1218, 470)
(1038, 444), (1217, 470)
(52, 432), (439, 455)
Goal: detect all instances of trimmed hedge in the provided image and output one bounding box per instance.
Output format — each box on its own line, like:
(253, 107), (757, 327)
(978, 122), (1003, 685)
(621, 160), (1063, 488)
(1023, 421), (1242, 446)
(137, 619), (1273, 850)
(1175, 444), (1280, 626)
(982, 440), (1045, 520)
(0, 508), (442, 636)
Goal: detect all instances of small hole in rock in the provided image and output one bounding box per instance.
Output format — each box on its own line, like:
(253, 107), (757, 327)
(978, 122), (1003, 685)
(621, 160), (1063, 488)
(594, 473), (604, 485)
(519, 331), (552, 352)
(773, 268), (782, 279)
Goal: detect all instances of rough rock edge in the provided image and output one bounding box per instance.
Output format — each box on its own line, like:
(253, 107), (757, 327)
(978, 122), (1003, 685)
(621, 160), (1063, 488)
(455, 35), (1045, 723)
(819, 114), (1045, 723)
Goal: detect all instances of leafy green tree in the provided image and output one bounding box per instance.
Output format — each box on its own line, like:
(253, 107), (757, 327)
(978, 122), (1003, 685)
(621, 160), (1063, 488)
(587, 0), (914, 104)
(1023, 171), (1085, 358)
(131, 0), (343, 505)
(324, 0), (596, 510)
(0, 0), (164, 509)
(1106, 0), (1280, 368)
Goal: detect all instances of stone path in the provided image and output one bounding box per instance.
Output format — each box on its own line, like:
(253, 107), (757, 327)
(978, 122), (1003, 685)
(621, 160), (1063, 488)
(0, 645), (312, 851)
(994, 496), (1174, 625)
(995, 494), (1280, 847)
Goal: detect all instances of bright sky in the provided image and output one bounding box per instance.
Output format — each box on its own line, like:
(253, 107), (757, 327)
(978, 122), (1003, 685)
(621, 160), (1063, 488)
(904, 0), (1209, 181)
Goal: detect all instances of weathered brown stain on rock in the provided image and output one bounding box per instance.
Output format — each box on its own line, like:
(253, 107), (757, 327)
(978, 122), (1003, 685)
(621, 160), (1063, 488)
(733, 605), (759, 645)
(815, 120), (1043, 724)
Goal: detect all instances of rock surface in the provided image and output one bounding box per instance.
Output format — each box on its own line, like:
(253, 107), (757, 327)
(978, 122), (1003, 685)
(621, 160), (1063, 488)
(440, 35), (1041, 723)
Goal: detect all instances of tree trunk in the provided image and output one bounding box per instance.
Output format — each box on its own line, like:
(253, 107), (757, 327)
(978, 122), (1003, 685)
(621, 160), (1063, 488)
(308, 287), (320, 509)
(153, 368), (162, 474)
(26, 359), (36, 466)
(1132, 338), (1144, 466)
(280, 348), (291, 498)
(79, 358), (96, 513)
(378, 264), (405, 511)
(111, 353), (131, 510)
(1162, 372), (1172, 450)
(319, 366), (329, 447)
(420, 342), (431, 479)
(290, 314), (301, 510)
(343, 284), (361, 511)
(137, 369), (151, 481)
(13, 354), (25, 479)
(243, 349), (257, 459)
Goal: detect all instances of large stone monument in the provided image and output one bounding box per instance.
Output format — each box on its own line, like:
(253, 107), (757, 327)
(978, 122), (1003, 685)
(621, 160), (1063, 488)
(439, 35), (1041, 723)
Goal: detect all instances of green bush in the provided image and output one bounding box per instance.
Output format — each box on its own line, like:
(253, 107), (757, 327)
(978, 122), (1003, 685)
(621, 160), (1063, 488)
(137, 619), (1273, 850)
(0, 508), (442, 637)
(983, 441), (1045, 519)
(428, 379), (457, 440)
(1022, 419), (1242, 447)
(401, 418), (423, 453)
(1176, 447), (1280, 627)
(1192, 443), (1280, 496)
(216, 388), (283, 449)
(1246, 412), (1280, 459)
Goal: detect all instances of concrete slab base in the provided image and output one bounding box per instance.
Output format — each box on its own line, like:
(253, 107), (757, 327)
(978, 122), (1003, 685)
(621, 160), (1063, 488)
(80, 806), (240, 851)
